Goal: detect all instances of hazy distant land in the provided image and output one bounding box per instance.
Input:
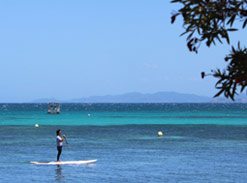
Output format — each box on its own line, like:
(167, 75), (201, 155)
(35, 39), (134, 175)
(31, 91), (247, 103)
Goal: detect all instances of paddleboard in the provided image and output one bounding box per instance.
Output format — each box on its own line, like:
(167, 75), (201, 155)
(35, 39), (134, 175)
(30, 159), (97, 165)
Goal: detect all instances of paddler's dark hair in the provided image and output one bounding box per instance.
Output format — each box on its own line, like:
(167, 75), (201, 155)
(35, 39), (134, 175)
(56, 129), (61, 136)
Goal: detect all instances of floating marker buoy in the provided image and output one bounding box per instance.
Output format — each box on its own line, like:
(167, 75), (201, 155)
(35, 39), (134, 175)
(35, 124), (39, 128)
(158, 131), (163, 137)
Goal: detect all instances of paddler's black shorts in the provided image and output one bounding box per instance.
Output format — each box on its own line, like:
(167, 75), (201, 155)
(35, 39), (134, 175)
(57, 146), (62, 151)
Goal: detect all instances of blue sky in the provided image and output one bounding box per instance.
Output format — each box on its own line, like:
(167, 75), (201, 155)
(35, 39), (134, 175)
(0, 0), (243, 102)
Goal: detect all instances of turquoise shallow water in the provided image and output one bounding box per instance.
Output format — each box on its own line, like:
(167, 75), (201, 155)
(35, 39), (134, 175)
(1, 103), (247, 125)
(1, 103), (247, 182)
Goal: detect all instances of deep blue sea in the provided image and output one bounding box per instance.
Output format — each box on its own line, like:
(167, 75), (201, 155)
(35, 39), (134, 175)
(1, 103), (247, 182)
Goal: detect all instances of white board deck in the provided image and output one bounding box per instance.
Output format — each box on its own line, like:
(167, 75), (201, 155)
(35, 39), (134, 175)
(30, 159), (97, 165)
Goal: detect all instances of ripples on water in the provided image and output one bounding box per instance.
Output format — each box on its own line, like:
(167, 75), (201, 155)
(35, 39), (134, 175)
(0, 125), (247, 183)
(1, 103), (247, 126)
(1, 104), (247, 182)
(1, 103), (247, 111)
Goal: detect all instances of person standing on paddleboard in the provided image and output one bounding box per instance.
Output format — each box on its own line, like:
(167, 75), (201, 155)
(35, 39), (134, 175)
(56, 129), (66, 162)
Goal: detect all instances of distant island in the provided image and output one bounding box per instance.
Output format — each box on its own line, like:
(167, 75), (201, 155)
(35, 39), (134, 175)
(31, 91), (247, 103)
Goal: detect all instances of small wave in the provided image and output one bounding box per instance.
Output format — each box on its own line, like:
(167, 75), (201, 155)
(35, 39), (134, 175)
(99, 115), (247, 119)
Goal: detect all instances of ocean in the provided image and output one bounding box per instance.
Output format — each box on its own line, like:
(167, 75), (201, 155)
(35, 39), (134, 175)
(0, 103), (247, 182)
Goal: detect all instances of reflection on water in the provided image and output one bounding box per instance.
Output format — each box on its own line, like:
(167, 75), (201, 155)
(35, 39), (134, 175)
(55, 165), (64, 182)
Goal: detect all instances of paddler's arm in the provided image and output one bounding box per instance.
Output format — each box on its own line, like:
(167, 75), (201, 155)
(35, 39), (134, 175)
(59, 136), (66, 142)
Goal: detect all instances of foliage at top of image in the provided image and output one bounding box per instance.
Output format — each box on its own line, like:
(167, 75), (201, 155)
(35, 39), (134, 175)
(171, 0), (247, 100)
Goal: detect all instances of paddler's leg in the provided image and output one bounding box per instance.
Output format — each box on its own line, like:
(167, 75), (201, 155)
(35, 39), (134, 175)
(57, 146), (62, 162)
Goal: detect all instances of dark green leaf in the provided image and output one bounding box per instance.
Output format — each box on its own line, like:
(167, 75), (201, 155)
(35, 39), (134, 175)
(243, 19), (247, 28)
(227, 15), (236, 27)
(216, 35), (223, 44)
(225, 32), (230, 44)
(186, 30), (195, 41)
(214, 89), (224, 98)
(241, 85), (246, 92)
(227, 28), (238, 31)
(180, 31), (188, 37)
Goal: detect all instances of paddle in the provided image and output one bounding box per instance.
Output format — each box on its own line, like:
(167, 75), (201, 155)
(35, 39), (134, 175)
(63, 135), (70, 148)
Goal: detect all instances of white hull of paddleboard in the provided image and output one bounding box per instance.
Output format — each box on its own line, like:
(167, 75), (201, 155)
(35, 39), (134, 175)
(30, 159), (97, 165)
